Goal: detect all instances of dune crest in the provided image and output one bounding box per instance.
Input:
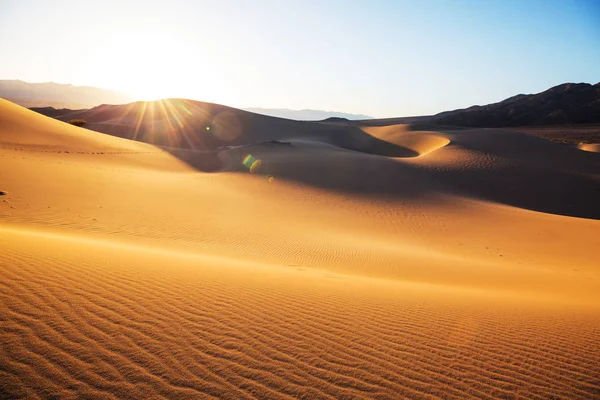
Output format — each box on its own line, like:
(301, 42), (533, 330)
(578, 143), (600, 152)
(361, 124), (451, 156)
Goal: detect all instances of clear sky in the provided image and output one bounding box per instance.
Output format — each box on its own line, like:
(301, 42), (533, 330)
(0, 0), (598, 117)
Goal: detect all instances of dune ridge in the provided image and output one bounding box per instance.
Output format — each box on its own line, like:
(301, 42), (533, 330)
(1, 99), (600, 399)
(578, 143), (600, 153)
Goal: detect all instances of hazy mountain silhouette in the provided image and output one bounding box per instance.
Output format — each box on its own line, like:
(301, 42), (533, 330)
(25, 81), (600, 127)
(0, 80), (133, 109)
(3, 80), (372, 120)
(243, 107), (373, 121)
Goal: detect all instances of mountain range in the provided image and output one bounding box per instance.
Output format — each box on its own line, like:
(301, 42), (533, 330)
(4, 80), (600, 126)
(432, 82), (600, 127)
(351, 82), (600, 127)
(0, 80), (372, 121)
(243, 107), (373, 121)
(0, 80), (133, 109)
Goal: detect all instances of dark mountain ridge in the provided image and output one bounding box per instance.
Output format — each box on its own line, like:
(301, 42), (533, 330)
(432, 82), (600, 127)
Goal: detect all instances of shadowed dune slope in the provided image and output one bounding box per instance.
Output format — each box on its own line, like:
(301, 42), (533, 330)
(405, 128), (600, 219)
(54, 99), (600, 218)
(212, 125), (599, 219)
(1, 99), (600, 399)
(56, 99), (416, 157)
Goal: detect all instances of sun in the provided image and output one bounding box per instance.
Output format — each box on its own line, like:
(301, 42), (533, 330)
(94, 32), (199, 102)
(90, 30), (237, 106)
(128, 77), (178, 102)
(121, 60), (189, 102)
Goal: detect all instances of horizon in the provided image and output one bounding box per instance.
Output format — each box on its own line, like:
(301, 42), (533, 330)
(2, 78), (377, 118)
(1, 0), (599, 118)
(4, 78), (600, 119)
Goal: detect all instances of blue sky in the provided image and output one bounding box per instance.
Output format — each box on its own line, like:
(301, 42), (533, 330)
(0, 0), (598, 117)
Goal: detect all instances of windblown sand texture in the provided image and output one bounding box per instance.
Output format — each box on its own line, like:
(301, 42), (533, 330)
(1, 98), (599, 399)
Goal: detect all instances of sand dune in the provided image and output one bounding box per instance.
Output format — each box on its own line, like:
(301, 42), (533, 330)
(360, 124), (451, 155)
(0, 98), (146, 152)
(1, 99), (600, 399)
(54, 99), (427, 157)
(578, 143), (600, 153)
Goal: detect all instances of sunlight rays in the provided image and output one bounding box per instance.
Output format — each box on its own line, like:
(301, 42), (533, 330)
(163, 99), (197, 150)
(77, 97), (249, 157)
(156, 99), (181, 148)
(132, 101), (147, 142)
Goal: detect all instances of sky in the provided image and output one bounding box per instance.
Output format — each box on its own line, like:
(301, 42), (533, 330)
(0, 0), (599, 118)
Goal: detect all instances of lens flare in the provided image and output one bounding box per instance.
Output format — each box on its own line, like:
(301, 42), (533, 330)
(242, 154), (262, 173)
(242, 154), (254, 167)
(250, 160), (262, 173)
(212, 111), (242, 142)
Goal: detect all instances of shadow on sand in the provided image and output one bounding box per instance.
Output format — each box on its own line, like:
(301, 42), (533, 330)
(162, 126), (600, 221)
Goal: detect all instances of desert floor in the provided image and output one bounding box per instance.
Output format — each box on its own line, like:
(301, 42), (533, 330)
(1, 98), (599, 399)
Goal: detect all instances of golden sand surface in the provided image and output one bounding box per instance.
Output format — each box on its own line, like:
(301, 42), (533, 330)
(1, 99), (599, 399)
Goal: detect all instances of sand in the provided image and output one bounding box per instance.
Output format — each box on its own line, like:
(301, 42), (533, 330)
(512, 124), (600, 145)
(578, 143), (600, 153)
(1, 98), (599, 399)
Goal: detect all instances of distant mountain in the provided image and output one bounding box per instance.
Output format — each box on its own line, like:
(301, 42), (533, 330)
(23, 80), (600, 127)
(432, 82), (600, 127)
(243, 107), (373, 121)
(3, 80), (372, 120)
(29, 106), (84, 118)
(0, 80), (133, 109)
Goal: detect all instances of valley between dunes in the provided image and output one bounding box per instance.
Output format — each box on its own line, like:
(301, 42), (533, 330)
(1, 98), (599, 399)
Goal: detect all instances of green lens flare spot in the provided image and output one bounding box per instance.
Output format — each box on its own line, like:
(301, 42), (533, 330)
(242, 154), (255, 168)
(249, 159), (262, 173)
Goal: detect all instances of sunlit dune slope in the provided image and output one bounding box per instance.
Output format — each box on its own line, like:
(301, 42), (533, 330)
(361, 124), (450, 155)
(1, 99), (600, 399)
(2, 228), (600, 400)
(0, 98), (149, 152)
(0, 98), (191, 171)
(578, 143), (600, 152)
